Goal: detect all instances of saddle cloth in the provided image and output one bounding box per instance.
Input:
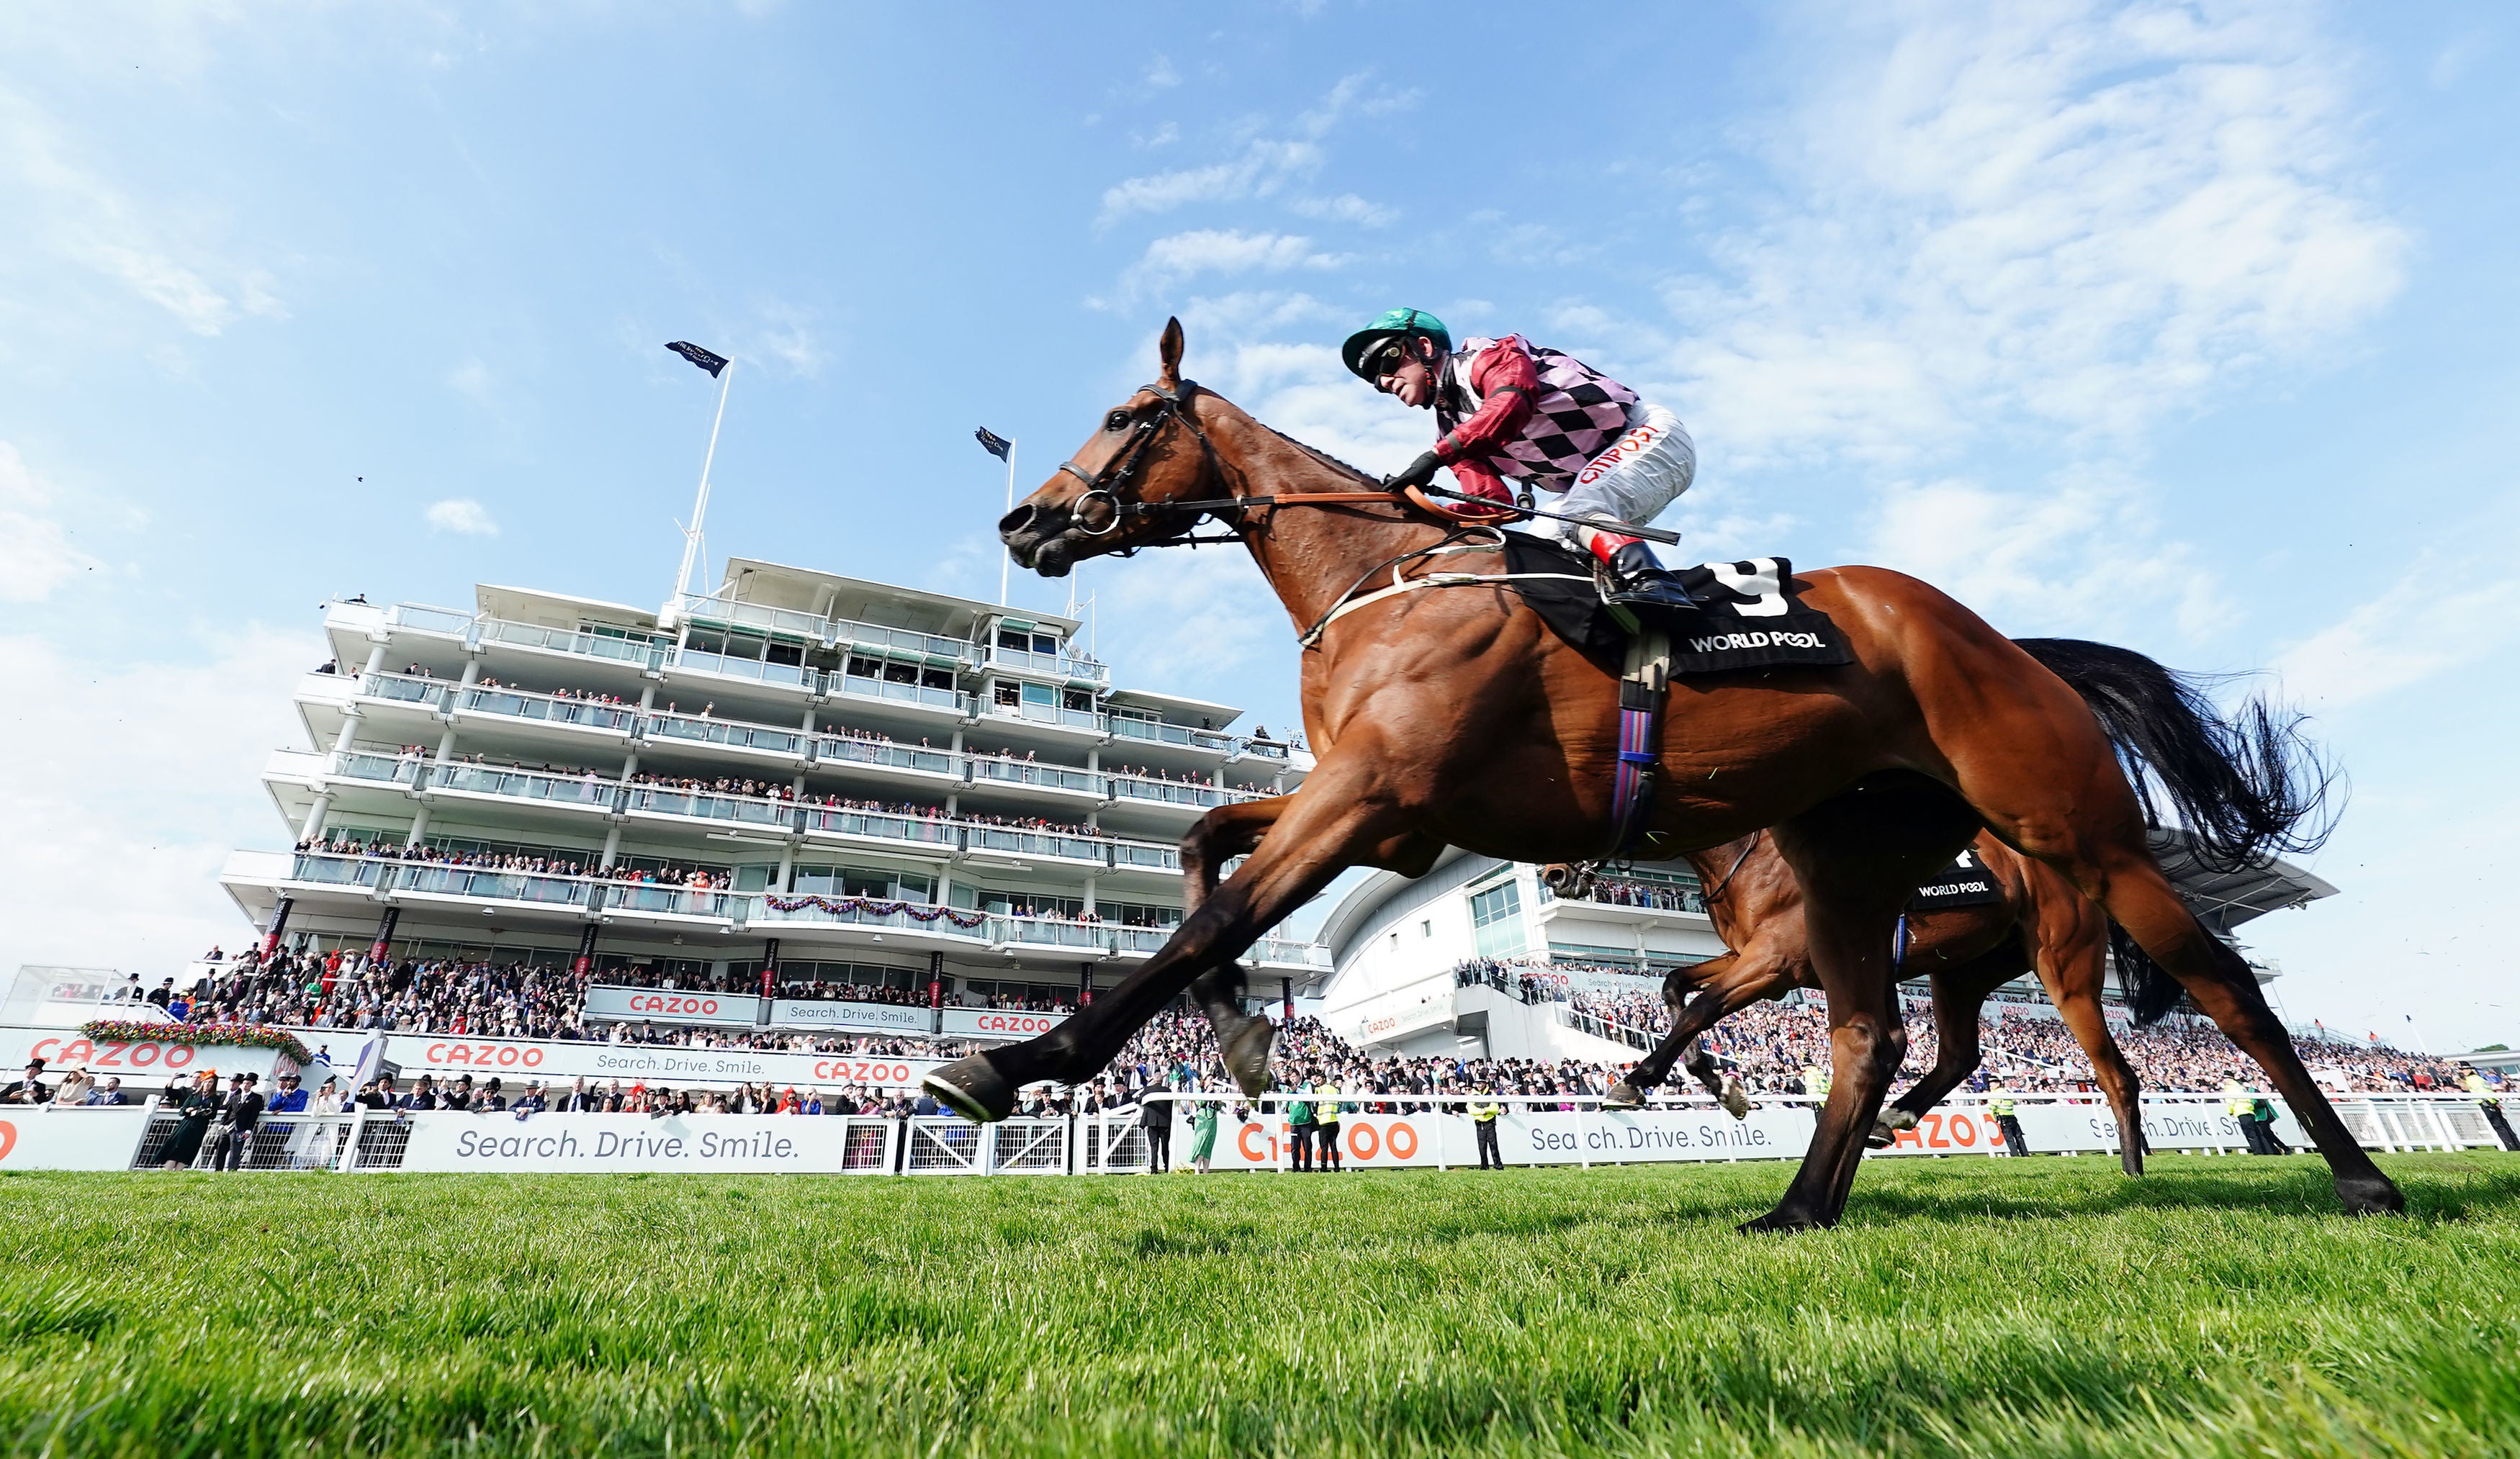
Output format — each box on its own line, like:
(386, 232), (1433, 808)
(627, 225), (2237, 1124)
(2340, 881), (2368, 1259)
(1909, 849), (2005, 910)
(1499, 533), (1855, 674)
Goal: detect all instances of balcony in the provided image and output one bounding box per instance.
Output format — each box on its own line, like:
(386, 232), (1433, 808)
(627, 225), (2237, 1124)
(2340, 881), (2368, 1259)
(985, 645), (1110, 685)
(456, 685), (639, 736)
(387, 602), (475, 637)
(356, 672), (448, 709)
(674, 593), (834, 643)
(331, 751), (424, 787)
(671, 646), (814, 692)
(753, 895), (989, 939)
(623, 785), (792, 831)
(979, 698), (1106, 735)
(1104, 840), (1184, 873)
(812, 736), (956, 777)
(830, 617), (977, 668)
(392, 863), (597, 910)
(963, 825), (1109, 867)
(968, 755), (1099, 798)
(798, 805), (960, 852)
(599, 883), (748, 923)
(1106, 774), (1238, 810)
(1105, 715), (1238, 754)
(429, 762), (619, 813)
(675, 594), (981, 669)
(832, 672), (970, 715)
(644, 710), (806, 759)
(481, 618), (667, 670)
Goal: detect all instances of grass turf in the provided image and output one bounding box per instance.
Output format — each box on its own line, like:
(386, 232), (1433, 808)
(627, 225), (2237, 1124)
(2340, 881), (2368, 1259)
(3, 1152), (2517, 1458)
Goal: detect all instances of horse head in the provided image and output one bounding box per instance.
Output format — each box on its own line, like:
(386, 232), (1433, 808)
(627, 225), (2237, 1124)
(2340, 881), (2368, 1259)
(1000, 317), (1227, 577)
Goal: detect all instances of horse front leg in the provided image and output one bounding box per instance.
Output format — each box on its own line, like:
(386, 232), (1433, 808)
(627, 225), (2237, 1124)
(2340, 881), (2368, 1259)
(1606, 954), (1794, 1119)
(1179, 797), (1295, 1094)
(1870, 952), (2016, 1147)
(924, 762), (1415, 1121)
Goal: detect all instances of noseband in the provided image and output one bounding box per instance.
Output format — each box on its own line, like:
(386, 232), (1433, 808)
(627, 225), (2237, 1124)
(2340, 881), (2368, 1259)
(1055, 380), (1235, 549)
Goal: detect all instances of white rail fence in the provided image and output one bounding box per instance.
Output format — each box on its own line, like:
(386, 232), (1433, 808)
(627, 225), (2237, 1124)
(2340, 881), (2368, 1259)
(1, 1093), (2508, 1174)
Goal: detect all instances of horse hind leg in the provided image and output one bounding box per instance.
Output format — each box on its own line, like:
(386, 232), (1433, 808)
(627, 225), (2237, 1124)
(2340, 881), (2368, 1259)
(1871, 951), (2018, 1147)
(2033, 905), (2148, 1176)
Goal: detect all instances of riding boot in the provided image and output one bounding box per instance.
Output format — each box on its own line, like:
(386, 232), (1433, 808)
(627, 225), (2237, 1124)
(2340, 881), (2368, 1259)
(1600, 541), (1698, 625)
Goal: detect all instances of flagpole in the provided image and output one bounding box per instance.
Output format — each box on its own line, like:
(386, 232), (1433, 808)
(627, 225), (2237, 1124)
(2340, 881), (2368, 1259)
(675, 361), (734, 607)
(999, 438), (1015, 607)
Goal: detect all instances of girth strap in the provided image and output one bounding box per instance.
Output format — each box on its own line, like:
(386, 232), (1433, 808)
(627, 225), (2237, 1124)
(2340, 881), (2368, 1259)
(1609, 628), (1672, 857)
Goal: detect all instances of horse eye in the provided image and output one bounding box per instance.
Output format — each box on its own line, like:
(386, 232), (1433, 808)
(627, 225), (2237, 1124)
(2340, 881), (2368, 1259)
(1105, 410), (1133, 432)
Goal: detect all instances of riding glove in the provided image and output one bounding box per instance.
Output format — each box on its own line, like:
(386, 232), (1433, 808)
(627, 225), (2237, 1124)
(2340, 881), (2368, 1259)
(1382, 451), (1442, 491)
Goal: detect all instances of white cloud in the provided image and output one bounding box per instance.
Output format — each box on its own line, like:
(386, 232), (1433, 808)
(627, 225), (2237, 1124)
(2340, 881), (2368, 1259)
(447, 357), (492, 402)
(1098, 140), (1323, 224)
(750, 303), (827, 377)
(426, 498), (498, 536)
(1117, 230), (1347, 302)
(2273, 559), (2520, 709)
(1660, 0), (2408, 471)
(1290, 193), (1396, 227)
(0, 441), (103, 601)
(0, 85), (287, 337)
(1145, 54), (1181, 89)
(1860, 469), (2231, 639)
(0, 626), (311, 980)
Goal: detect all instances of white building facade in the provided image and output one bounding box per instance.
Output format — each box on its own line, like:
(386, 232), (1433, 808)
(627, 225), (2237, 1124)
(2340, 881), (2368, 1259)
(220, 557), (1323, 1015)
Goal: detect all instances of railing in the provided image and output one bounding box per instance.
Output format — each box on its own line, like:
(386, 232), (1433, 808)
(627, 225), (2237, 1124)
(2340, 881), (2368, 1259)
(835, 618), (977, 664)
(1542, 881), (1708, 915)
(431, 763), (618, 810)
(675, 593), (833, 642)
(673, 647), (813, 690)
(333, 751), (424, 786)
(986, 646), (1110, 683)
(982, 698), (1104, 732)
(600, 883), (748, 920)
(388, 603), (475, 636)
(287, 853), (395, 888)
(833, 672), (968, 713)
(624, 785), (791, 828)
(459, 686), (639, 734)
(964, 826), (1108, 864)
(1106, 841), (1183, 872)
(798, 806), (958, 847)
(752, 898), (987, 936)
(395, 864), (595, 908)
(991, 916), (1112, 952)
(1559, 1006), (1661, 1052)
(357, 672), (446, 708)
(1105, 716), (1238, 754)
(1107, 774), (1230, 809)
(480, 619), (667, 669)
(970, 756), (1099, 795)
(647, 712), (804, 756)
(814, 736), (955, 775)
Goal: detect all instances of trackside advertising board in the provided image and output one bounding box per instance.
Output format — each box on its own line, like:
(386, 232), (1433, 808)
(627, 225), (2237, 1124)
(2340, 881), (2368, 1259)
(768, 998), (931, 1035)
(381, 1033), (941, 1090)
(1198, 1106), (1820, 1170)
(0, 1024), (309, 1085)
(0, 1108), (157, 1170)
(579, 987), (763, 1027)
(392, 1113), (896, 1173)
(938, 1008), (1068, 1040)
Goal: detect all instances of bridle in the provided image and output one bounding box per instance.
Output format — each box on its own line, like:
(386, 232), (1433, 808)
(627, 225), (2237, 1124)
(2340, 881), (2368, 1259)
(1053, 379), (1421, 553)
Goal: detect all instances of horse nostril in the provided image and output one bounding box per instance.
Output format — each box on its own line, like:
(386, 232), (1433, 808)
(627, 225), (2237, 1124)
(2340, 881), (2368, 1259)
(999, 504), (1038, 537)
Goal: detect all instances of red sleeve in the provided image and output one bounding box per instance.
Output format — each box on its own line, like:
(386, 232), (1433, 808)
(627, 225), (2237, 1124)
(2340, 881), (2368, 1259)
(1444, 455), (1515, 505)
(1432, 336), (1539, 463)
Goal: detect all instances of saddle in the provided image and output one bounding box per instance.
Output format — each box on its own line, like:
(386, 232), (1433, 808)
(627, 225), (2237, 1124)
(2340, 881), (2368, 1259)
(1494, 535), (1855, 857)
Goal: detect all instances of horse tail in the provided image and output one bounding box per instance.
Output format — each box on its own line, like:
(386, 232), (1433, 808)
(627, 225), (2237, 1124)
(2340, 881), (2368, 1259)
(2011, 637), (2343, 873)
(2107, 918), (2184, 1028)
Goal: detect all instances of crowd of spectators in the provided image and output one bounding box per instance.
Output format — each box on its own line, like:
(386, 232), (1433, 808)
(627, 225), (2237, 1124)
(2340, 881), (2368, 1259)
(294, 834), (739, 893)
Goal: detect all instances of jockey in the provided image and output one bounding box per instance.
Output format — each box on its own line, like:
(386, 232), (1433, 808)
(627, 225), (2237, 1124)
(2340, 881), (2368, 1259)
(1343, 307), (1698, 618)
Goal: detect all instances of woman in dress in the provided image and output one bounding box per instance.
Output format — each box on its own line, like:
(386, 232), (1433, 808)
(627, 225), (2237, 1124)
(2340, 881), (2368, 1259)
(1188, 1098), (1220, 1175)
(158, 1069), (220, 1170)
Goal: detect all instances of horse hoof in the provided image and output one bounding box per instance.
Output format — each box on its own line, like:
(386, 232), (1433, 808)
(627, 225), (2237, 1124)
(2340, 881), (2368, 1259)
(1737, 1206), (1829, 1235)
(1222, 1015), (1277, 1098)
(923, 1056), (1016, 1124)
(1719, 1078), (1750, 1121)
(1603, 1081), (1646, 1110)
(1865, 1124), (1896, 1149)
(1879, 1107), (1920, 1134)
(2339, 1175), (2406, 1216)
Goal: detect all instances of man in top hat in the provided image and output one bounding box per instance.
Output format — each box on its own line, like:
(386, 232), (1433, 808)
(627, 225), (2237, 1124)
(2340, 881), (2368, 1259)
(1, 1059), (49, 1105)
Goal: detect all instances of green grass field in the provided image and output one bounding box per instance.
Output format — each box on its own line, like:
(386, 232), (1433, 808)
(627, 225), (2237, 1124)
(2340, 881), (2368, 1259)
(4, 1152), (2517, 1458)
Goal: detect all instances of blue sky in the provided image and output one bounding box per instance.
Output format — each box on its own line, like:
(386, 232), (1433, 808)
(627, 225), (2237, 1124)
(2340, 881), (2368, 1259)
(4, 1), (2516, 1051)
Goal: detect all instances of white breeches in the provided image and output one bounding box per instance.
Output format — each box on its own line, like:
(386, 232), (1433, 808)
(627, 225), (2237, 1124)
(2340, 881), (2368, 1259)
(1553, 403), (1693, 548)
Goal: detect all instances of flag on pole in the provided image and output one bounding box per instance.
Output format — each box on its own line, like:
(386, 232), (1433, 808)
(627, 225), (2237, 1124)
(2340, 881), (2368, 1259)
(666, 341), (729, 377)
(974, 428), (1013, 461)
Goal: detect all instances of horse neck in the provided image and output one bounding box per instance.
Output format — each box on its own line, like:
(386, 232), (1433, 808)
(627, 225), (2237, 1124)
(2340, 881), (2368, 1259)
(1200, 401), (1447, 636)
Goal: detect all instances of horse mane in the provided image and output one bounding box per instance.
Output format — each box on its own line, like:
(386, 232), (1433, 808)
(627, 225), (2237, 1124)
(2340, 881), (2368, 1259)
(1254, 422), (1378, 486)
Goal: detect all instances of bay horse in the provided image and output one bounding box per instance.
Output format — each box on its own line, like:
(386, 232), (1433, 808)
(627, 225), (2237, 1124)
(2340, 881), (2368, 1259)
(1557, 822), (2162, 1178)
(928, 318), (2395, 1229)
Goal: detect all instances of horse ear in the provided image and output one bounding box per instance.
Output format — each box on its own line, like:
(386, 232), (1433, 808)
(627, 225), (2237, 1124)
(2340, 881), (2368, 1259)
(1158, 317), (1185, 383)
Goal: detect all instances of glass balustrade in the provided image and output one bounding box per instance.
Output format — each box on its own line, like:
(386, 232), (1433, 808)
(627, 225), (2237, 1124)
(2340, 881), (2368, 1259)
(395, 865), (593, 907)
(834, 618), (976, 664)
(986, 646), (1110, 682)
(990, 917), (1107, 950)
(834, 672), (967, 712)
(431, 764), (618, 809)
(675, 594), (831, 641)
(599, 884), (742, 920)
(812, 737), (955, 775)
(969, 757), (1099, 794)
(1106, 841), (1183, 871)
(460, 687), (638, 733)
(624, 785), (791, 827)
(647, 713), (803, 755)
(673, 648), (812, 690)
(479, 619), (666, 669)
(286, 854), (392, 888)
(333, 752), (423, 786)
(1109, 925), (1179, 954)
(798, 807), (958, 846)
(965, 826), (1107, 863)
(357, 673), (446, 707)
(751, 896), (985, 936)
(1106, 716), (1189, 747)
(1107, 776), (1227, 808)
(389, 604), (475, 636)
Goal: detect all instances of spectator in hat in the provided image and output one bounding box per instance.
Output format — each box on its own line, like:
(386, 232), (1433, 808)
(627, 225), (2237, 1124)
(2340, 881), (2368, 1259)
(160, 1070), (220, 1170)
(212, 1072), (266, 1171)
(510, 1080), (548, 1119)
(1, 1059), (48, 1106)
(52, 1066), (97, 1107)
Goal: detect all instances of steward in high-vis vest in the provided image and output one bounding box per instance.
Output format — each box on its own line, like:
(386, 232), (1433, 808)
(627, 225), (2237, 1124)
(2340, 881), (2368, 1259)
(1344, 309), (1699, 621)
(1470, 1088), (1505, 1170)
(2225, 1080), (2272, 1155)
(2462, 1067), (2520, 1149)
(1989, 1084), (2030, 1159)
(1313, 1080), (1344, 1172)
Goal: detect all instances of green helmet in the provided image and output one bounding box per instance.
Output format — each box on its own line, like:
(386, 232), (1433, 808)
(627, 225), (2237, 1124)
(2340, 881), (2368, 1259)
(1341, 307), (1451, 381)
